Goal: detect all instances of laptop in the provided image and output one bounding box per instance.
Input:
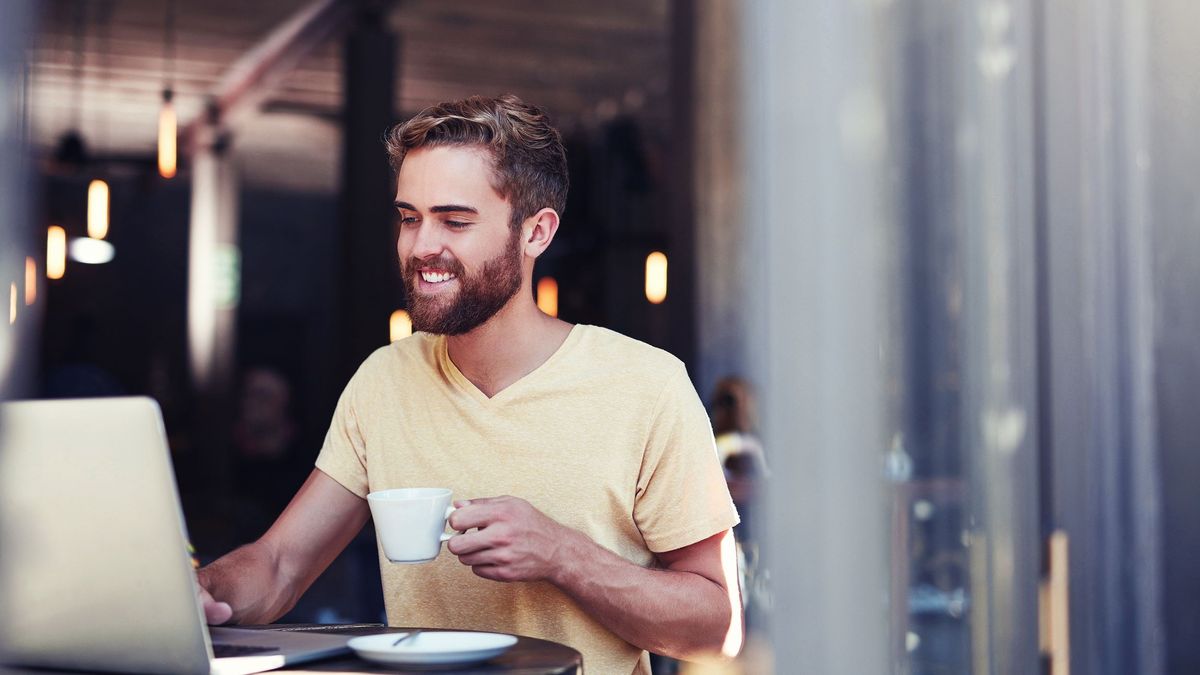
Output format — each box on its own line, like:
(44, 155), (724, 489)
(0, 397), (353, 675)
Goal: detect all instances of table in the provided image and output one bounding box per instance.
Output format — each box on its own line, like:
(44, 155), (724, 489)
(249, 623), (583, 674)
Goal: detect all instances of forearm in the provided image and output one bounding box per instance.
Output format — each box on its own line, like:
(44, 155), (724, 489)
(550, 531), (736, 660)
(197, 540), (298, 625)
(196, 470), (370, 626)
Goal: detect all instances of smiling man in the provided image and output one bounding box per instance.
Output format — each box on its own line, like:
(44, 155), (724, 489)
(198, 95), (742, 674)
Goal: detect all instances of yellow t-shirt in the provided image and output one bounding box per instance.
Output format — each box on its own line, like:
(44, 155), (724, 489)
(315, 324), (739, 675)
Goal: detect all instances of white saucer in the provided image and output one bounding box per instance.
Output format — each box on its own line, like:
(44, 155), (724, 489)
(347, 631), (519, 666)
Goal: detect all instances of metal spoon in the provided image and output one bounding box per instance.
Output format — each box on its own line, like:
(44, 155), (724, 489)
(392, 630), (422, 648)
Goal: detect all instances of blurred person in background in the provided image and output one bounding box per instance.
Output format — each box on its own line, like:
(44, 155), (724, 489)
(195, 94), (742, 674)
(710, 376), (769, 631)
(711, 376), (766, 538)
(231, 366), (305, 539)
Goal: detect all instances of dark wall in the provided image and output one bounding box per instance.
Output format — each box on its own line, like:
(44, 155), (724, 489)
(36, 174), (340, 535)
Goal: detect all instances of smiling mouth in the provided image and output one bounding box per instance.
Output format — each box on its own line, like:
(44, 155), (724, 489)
(419, 270), (458, 283)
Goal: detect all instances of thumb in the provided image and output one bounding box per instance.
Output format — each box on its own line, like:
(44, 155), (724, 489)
(198, 585), (233, 625)
(204, 599), (234, 625)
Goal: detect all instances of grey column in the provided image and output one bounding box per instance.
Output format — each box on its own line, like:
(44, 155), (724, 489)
(0, 0), (34, 399)
(741, 1), (891, 672)
(188, 121), (240, 496)
(1039, 1), (1166, 674)
(1144, 0), (1197, 672)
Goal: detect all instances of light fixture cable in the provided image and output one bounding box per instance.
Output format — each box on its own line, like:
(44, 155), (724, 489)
(159, 0), (178, 178)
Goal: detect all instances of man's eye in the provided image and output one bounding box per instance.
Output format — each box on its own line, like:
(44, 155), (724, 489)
(446, 220), (471, 229)
(398, 215), (418, 226)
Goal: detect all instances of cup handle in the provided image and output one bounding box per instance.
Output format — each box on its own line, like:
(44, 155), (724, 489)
(440, 505), (457, 543)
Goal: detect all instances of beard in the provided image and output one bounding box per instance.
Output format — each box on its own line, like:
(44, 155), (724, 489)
(401, 228), (524, 336)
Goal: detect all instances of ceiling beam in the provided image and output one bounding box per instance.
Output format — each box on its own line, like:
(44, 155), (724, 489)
(179, 0), (367, 152)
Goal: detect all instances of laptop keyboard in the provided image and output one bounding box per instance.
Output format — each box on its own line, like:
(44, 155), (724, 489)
(212, 643), (281, 658)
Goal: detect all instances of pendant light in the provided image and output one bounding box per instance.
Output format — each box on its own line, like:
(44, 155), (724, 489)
(47, 226), (66, 280)
(87, 178), (109, 239)
(645, 251), (668, 304)
(81, 0), (110, 243)
(536, 277), (559, 317)
(158, 0), (177, 179)
(390, 310), (413, 341)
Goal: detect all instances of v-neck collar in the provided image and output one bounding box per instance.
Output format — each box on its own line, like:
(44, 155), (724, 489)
(435, 324), (583, 404)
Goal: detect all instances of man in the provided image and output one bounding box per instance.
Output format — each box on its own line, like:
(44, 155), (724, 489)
(198, 94), (741, 674)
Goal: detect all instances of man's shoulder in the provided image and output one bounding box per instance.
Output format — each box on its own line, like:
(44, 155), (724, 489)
(573, 325), (687, 382)
(352, 332), (440, 383)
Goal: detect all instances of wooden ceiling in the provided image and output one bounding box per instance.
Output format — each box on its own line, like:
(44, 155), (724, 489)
(28, 0), (672, 191)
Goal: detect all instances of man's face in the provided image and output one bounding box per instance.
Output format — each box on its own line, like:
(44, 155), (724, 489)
(395, 145), (525, 336)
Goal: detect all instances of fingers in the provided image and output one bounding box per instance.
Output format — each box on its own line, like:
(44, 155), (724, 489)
(446, 529), (493, 556)
(197, 580), (233, 625)
(448, 500), (507, 531)
(204, 599), (233, 625)
(456, 548), (508, 567)
(469, 564), (515, 582)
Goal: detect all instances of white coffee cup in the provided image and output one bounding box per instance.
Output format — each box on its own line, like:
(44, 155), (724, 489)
(367, 487), (458, 564)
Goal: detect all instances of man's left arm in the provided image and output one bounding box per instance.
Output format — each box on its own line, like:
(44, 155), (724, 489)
(447, 496), (742, 661)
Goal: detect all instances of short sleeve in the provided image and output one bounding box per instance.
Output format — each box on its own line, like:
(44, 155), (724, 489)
(315, 375), (370, 498)
(633, 365), (740, 553)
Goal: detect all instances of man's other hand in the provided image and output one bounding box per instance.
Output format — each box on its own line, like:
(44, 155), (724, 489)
(446, 496), (578, 583)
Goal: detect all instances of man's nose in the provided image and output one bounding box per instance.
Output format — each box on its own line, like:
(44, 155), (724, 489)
(405, 221), (444, 261)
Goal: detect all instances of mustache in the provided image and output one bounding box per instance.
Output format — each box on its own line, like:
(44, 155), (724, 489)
(403, 255), (464, 276)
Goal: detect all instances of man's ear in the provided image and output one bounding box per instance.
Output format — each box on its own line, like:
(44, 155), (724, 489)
(523, 208), (561, 259)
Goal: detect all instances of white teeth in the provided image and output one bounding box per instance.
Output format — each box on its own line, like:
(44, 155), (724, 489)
(420, 271), (456, 283)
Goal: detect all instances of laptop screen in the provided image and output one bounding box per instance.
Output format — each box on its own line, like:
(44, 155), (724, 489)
(0, 397), (214, 674)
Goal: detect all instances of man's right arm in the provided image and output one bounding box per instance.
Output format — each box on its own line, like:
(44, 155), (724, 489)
(196, 468), (370, 625)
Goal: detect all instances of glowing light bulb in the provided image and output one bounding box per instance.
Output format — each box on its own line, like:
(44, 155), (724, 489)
(69, 237), (116, 264)
(390, 310), (413, 341)
(645, 251), (667, 304)
(536, 277), (559, 317)
(87, 179), (110, 239)
(24, 257), (36, 305)
(158, 91), (177, 179)
(47, 226), (66, 280)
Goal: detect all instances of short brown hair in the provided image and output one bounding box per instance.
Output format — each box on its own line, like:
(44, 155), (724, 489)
(385, 94), (569, 229)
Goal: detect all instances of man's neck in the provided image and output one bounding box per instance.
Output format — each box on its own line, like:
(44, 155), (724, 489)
(445, 296), (574, 399)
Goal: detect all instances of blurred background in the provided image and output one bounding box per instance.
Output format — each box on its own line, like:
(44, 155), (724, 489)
(2, 0), (1199, 674)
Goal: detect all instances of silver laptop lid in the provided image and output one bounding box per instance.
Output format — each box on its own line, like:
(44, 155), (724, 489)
(0, 397), (213, 675)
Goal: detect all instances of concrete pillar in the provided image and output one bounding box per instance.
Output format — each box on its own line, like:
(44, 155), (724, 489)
(188, 120), (239, 496)
(740, 1), (891, 672)
(0, 0), (34, 399)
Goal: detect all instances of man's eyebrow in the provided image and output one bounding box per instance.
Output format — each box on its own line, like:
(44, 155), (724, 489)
(392, 200), (478, 215)
(430, 204), (478, 215)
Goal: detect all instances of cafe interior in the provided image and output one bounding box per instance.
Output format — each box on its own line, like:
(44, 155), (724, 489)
(2, 0), (1200, 674)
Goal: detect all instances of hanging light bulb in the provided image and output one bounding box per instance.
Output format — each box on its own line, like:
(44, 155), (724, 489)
(645, 251), (668, 304)
(158, 89), (177, 179)
(390, 310), (413, 341)
(69, 237), (116, 265)
(24, 257), (36, 305)
(47, 226), (66, 280)
(87, 179), (109, 239)
(536, 277), (559, 317)
(158, 1), (178, 179)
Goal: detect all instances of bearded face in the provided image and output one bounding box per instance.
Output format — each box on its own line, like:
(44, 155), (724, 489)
(401, 225), (524, 336)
